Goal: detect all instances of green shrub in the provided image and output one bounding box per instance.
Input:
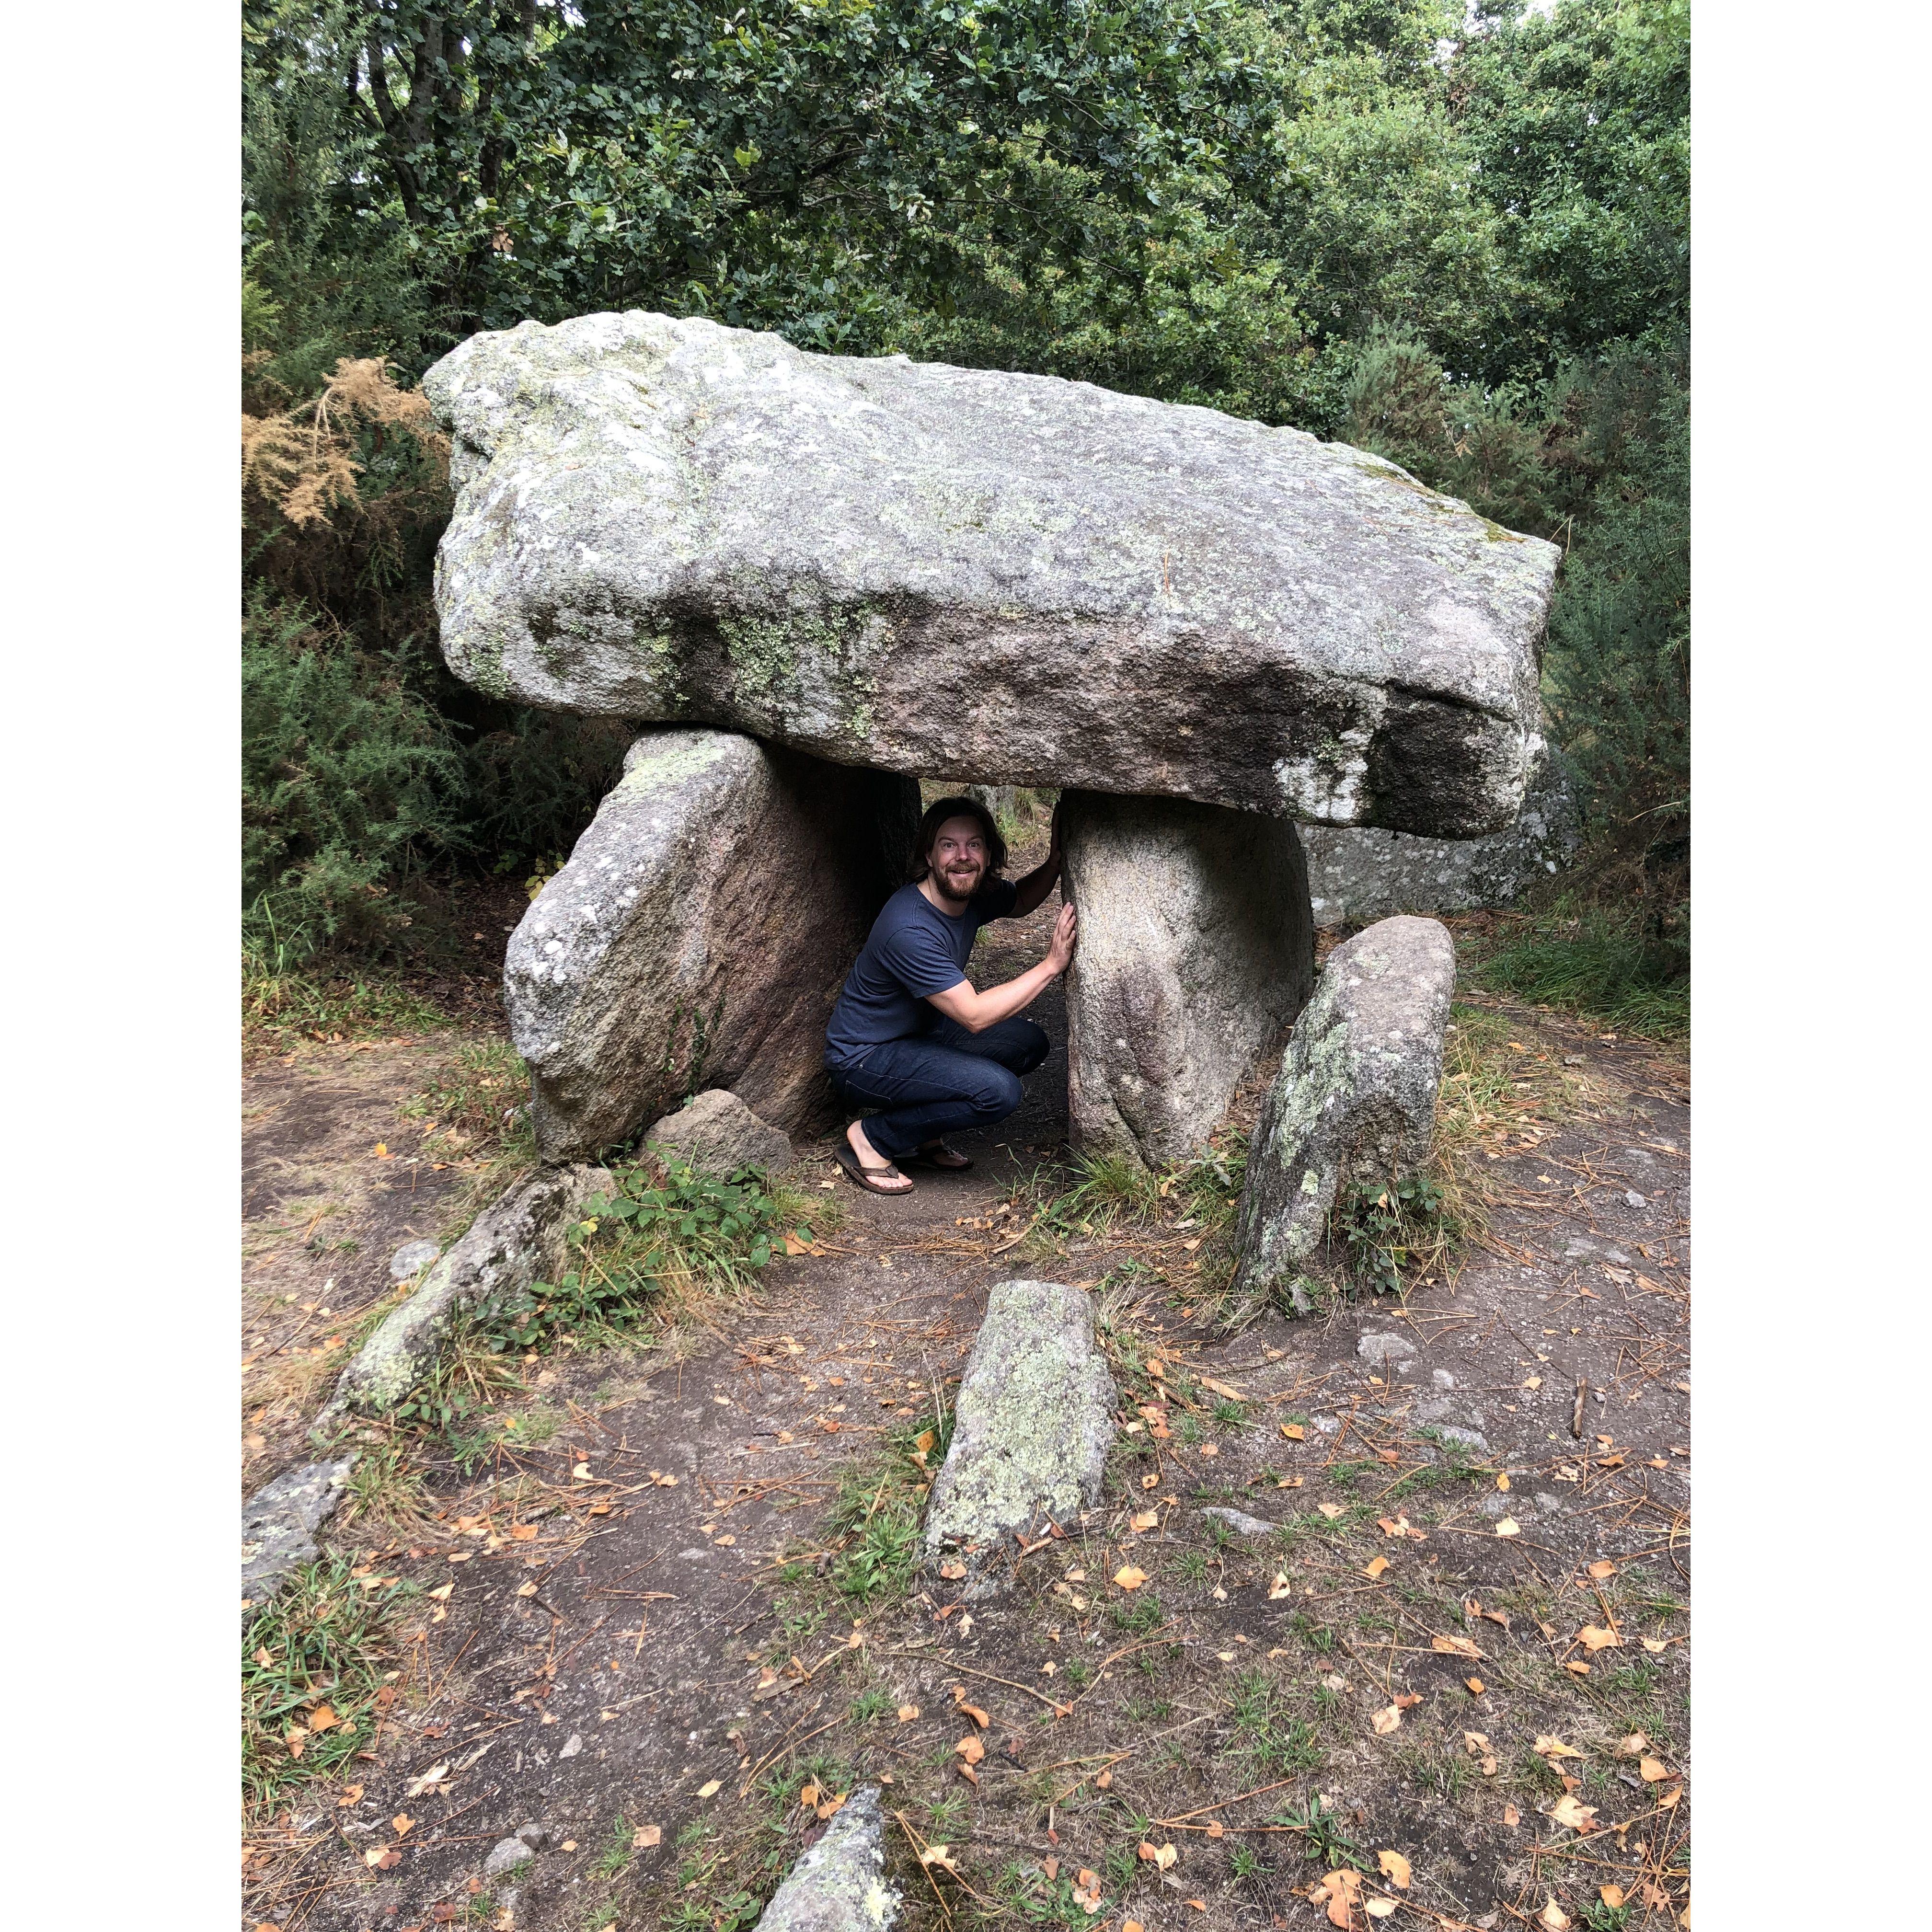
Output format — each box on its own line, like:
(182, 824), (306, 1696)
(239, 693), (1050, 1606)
(242, 596), (465, 964)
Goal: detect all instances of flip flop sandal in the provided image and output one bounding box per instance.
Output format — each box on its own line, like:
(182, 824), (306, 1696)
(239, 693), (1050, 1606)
(834, 1142), (915, 1196)
(908, 1141), (973, 1172)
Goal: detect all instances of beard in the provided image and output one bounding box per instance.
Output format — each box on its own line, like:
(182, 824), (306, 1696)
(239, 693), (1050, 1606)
(932, 857), (985, 902)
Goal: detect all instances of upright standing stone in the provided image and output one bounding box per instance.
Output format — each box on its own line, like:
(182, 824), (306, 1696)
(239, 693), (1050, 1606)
(424, 310), (1560, 838)
(507, 728), (919, 1159)
(1230, 916), (1456, 1320)
(1062, 790), (1313, 1169)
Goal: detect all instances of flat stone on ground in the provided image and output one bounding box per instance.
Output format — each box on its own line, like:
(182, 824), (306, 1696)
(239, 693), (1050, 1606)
(242, 1455), (356, 1596)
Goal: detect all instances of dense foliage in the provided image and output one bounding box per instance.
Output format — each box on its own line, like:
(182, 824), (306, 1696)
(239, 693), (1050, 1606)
(242, 0), (1689, 968)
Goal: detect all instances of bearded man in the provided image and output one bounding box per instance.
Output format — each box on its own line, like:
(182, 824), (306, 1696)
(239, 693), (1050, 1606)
(825, 796), (1077, 1195)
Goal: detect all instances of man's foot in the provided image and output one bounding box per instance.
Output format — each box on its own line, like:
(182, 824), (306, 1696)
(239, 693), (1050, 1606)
(837, 1120), (914, 1196)
(911, 1139), (972, 1172)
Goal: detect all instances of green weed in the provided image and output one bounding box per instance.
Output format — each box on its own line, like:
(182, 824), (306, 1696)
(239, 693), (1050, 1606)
(242, 1558), (405, 1805)
(1475, 906), (1688, 1039)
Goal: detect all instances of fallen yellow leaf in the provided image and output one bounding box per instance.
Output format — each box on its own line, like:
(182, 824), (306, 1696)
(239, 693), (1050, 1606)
(1366, 1901), (1399, 1921)
(1318, 1502), (1345, 1519)
(1377, 1849), (1412, 1889)
(632, 1825), (661, 1848)
(1362, 1556), (1391, 1580)
(1114, 1564), (1149, 1591)
(1495, 1517), (1520, 1537)
(1640, 1755), (1670, 1782)
(307, 1702), (340, 1733)
(697, 1779), (721, 1798)
(897, 1704), (920, 1722)
(955, 1735), (985, 1765)
(1371, 1702), (1403, 1736)
(1540, 1903), (1572, 1931)
(1268, 1572), (1292, 1599)
(1549, 1794), (1597, 1832)
(1599, 1885), (1626, 1909)
(1280, 1423), (1305, 1440)
(1587, 1560), (1616, 1579)
(1131, 1509), (1160, 1531)
(1431, 1633), (1482, 1660)
(1534, 1736), (1585, 1760)
(1576, 1623), (1622, 1652)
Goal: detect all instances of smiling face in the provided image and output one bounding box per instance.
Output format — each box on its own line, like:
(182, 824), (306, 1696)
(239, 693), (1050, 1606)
(924, 814), (989, 906)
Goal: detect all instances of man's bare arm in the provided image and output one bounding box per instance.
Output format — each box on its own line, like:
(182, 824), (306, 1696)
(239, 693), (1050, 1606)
(927, 903), (1077, 1034)
(1007, 802), (1066, 919)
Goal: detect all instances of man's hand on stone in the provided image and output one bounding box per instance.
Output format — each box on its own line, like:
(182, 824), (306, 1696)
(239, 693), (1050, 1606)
(1046, 902), (1078, 976)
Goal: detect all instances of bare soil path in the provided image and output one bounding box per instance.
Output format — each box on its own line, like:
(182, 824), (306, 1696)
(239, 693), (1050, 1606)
(242, 884), (1689, 1932)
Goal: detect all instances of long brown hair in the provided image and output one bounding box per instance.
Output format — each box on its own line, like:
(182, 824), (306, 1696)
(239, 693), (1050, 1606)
(909, 796), (1008, 884)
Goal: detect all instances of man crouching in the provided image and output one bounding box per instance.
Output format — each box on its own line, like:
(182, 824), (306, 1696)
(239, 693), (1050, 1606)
(824, 796), (1076, 1195)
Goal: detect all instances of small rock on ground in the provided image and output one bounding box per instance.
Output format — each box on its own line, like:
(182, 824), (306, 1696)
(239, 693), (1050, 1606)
(1357, 1332), (1417, 1368)
(388, 1238), (440, 1281)
(645, 1088), (796, 1179)
(1202, 1506), (1276, 1538)
(483, 1837), (536, 1879)
(925, 1281), (1116, 1568)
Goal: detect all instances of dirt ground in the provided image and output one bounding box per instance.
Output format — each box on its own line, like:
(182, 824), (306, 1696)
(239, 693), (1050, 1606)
(242, 866), (1690, 1932)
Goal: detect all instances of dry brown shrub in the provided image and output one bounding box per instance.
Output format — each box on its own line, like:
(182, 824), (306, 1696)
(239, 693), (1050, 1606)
(242, 357), (449, 530)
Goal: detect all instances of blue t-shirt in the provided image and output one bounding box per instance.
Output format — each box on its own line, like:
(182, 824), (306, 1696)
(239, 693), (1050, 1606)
(825, 879), (1020, 1069)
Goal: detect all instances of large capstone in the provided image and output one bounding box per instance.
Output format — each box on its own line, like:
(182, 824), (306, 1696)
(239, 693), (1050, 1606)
(1302, 745), (1578, 926)
(1062, 790), (1313, 1168)
(424, 311), (1561, 838)
(925, 1281), (1116, 1573)
(508, 728), (919, 1158)
(1230, 916), (1456, 1319)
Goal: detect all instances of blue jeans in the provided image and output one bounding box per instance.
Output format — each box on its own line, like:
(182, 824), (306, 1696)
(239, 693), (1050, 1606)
(828, 1017), (1050, 1162)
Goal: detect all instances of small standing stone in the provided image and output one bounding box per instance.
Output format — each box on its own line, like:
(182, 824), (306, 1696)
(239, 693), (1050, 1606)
(1230, 917), (1456, 1322)
(925, 1282), (1116, 1572)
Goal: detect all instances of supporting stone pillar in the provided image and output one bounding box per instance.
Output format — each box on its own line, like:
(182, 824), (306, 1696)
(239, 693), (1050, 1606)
(1061, 790), (1315, 1169)
(507, 728), (920, 1160)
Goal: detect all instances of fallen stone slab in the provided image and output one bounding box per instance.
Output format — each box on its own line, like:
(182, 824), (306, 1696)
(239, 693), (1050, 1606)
(508, 727), (918, 1159)
(1302, 744), (1578, 925)
(424, 311), (1560, 838)
(644, 1088), (795, 1179)
(242, 1455), (356, 1598)
(754, 1785), (900, 1931)
(1062, 790), (1312, 1169)
(1230, 917), (1456, 1321)
(925, 1282), (1116, 1572)
(323, 1163), (613, 1417)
